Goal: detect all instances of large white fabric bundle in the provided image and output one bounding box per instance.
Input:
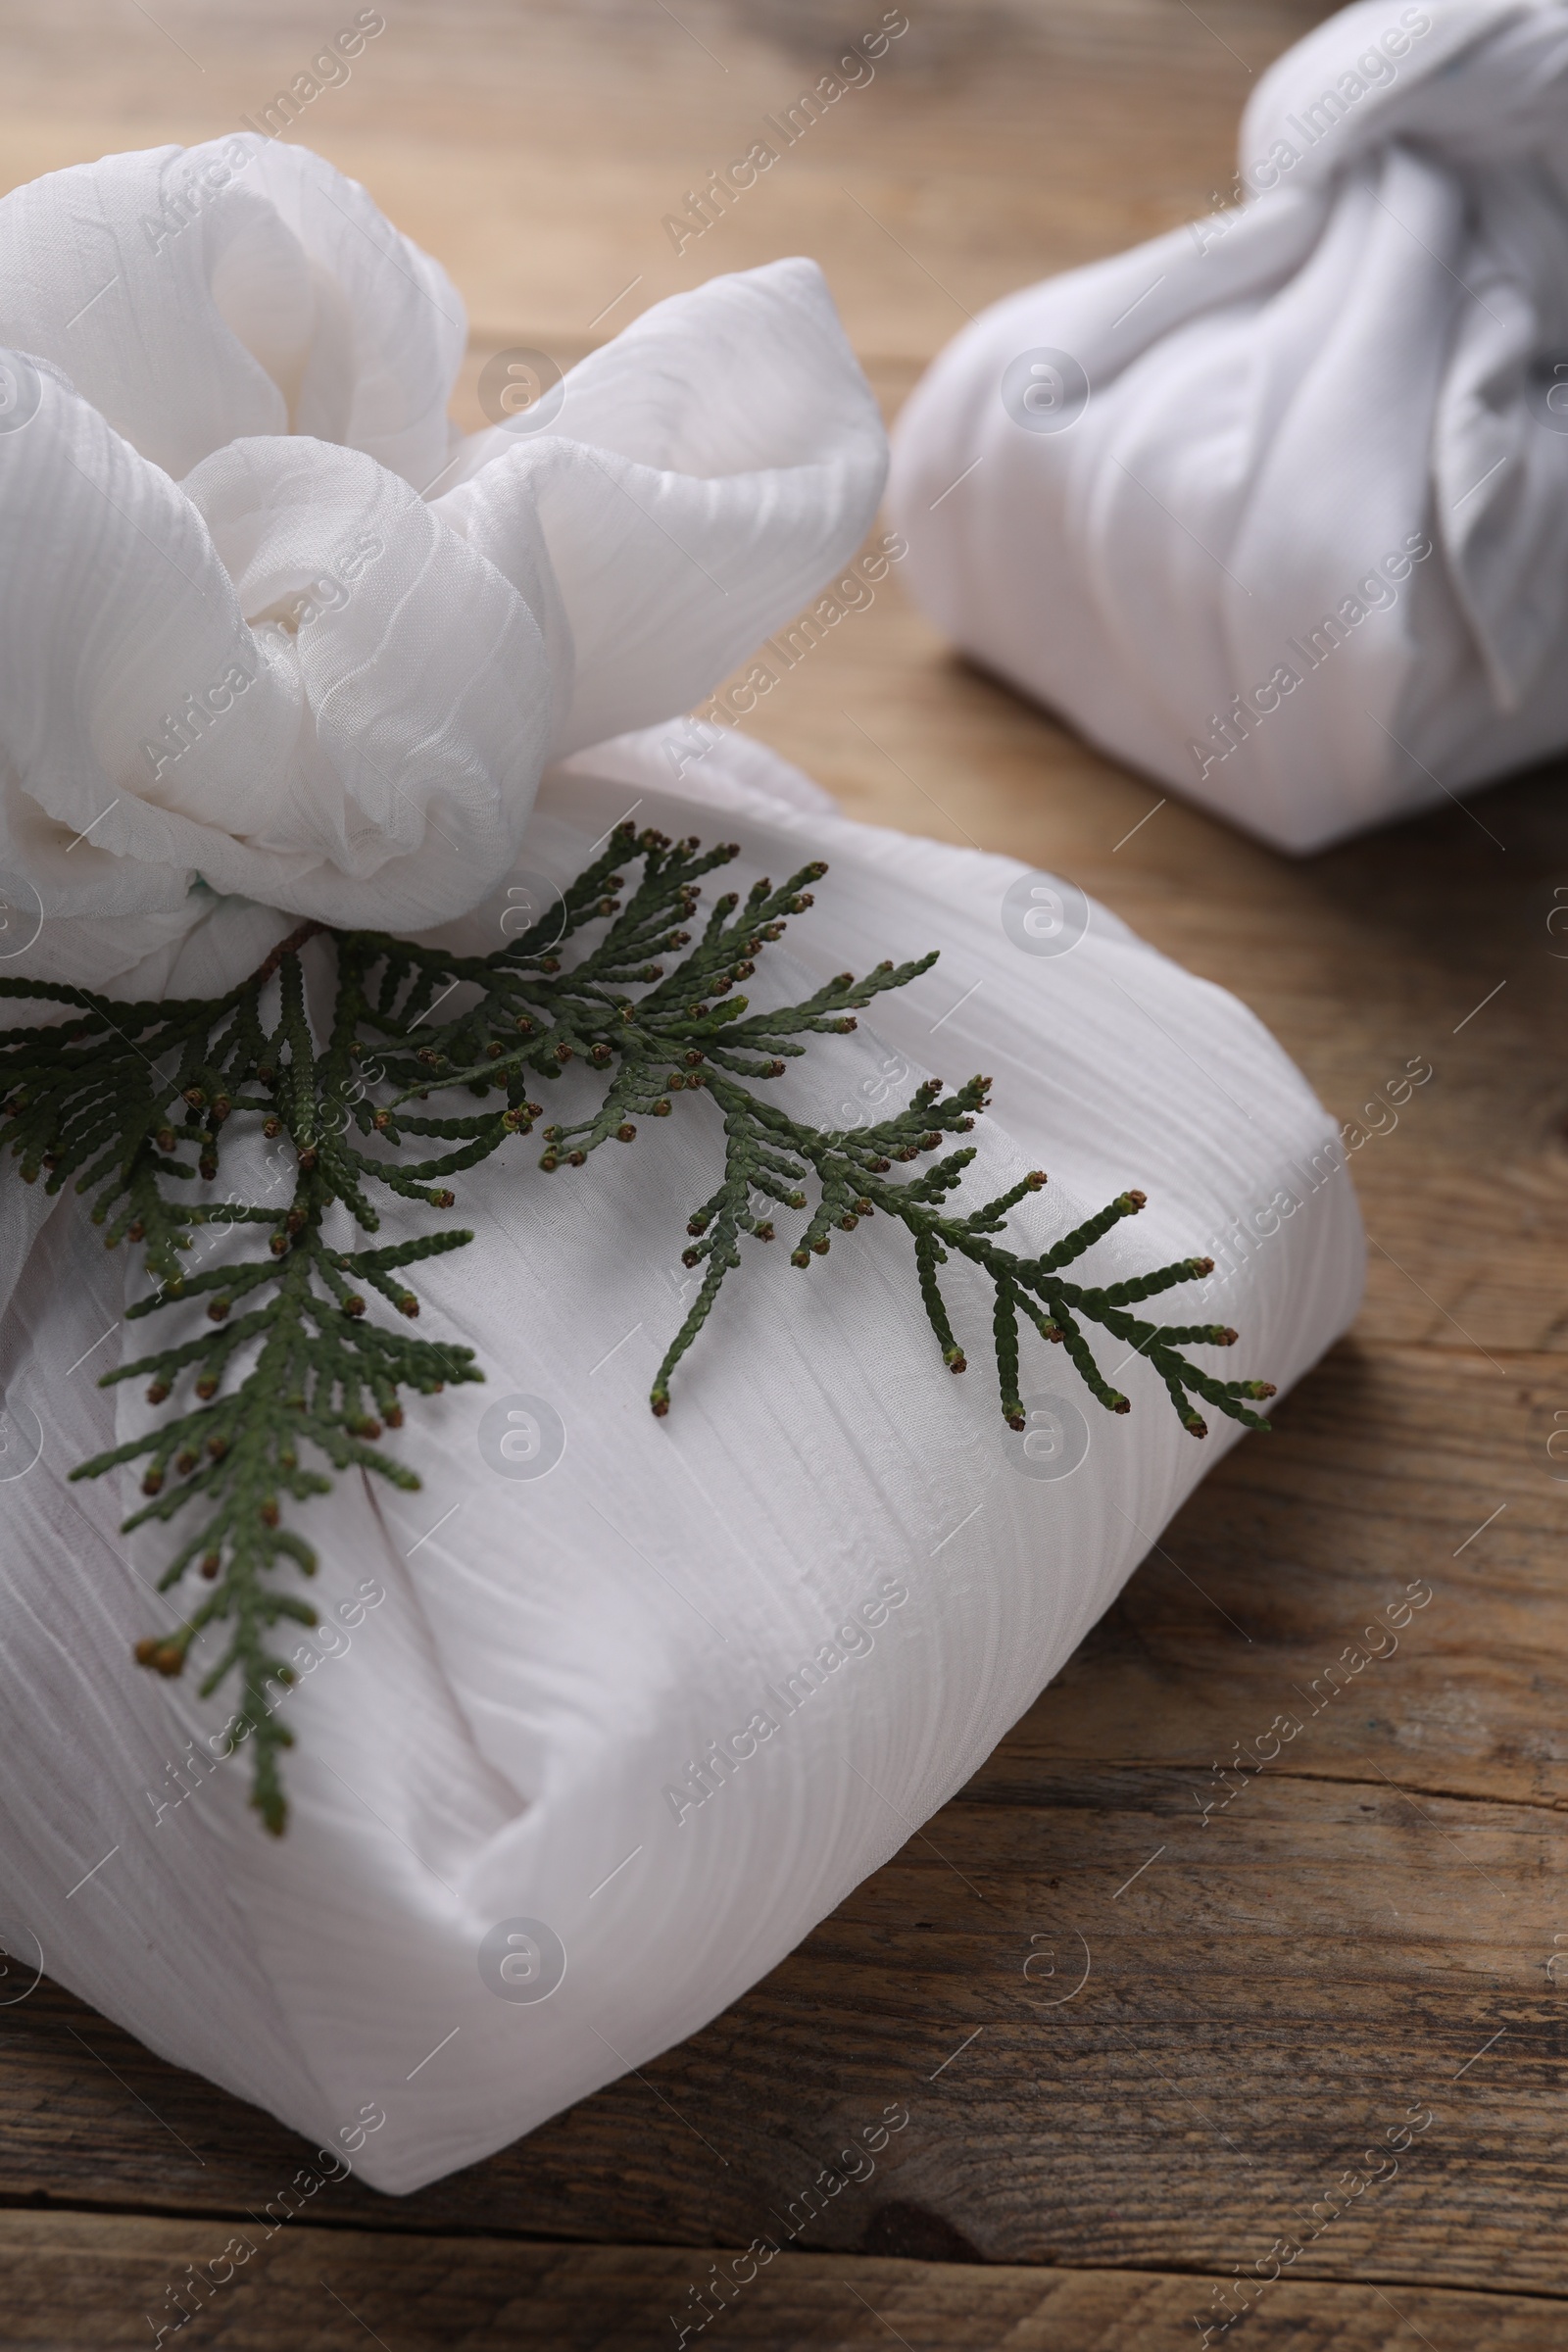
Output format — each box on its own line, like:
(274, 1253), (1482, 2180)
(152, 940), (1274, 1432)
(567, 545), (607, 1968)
(888, 0), (1568, 854)
(0, 728), (1363, 2189)
(0, 142), (1364, 2191)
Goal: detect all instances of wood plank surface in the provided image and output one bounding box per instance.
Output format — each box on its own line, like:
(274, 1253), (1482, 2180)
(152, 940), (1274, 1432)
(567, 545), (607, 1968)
(3, 2214), (1560, 2352)
(4, 2), (1568, 2346)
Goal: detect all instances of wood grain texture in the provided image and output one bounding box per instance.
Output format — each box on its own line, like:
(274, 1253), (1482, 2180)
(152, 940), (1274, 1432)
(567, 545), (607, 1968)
(2, 2215), (1560, 2352)
(4, 1), (1568, 2345)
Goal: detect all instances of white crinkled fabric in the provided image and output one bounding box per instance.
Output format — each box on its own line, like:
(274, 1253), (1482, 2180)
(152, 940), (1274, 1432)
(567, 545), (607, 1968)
(0, 133), (885, 986)
(887, 0), (1568, 854)
(0, 142), (1363, 2190)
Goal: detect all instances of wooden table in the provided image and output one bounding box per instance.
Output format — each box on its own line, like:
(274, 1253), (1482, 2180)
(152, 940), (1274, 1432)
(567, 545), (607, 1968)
(3, 2), (1566, 2343)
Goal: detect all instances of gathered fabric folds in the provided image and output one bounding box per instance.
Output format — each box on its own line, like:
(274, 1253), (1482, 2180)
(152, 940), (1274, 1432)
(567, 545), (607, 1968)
(0, 136), (886, 987)
(887, 0), (1568, 853)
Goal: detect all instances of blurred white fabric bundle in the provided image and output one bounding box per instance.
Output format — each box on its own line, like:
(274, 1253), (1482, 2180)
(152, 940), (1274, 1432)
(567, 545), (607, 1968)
(0, 141), (1363, 2191)
(888, 0), (1568, 853)
(0, 134), (885, 988)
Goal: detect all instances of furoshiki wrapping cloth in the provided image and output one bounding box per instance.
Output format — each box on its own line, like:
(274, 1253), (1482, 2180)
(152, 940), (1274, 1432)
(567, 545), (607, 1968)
(0, 134), (885, 986)
(0, 142), (1364, 2191)
(887, 0), (1568, 854)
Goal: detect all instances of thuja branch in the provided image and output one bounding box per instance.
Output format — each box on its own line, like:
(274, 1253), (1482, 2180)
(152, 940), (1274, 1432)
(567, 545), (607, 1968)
(0, 823), (1273, 1832)
(670, 1067), (1275, 1440)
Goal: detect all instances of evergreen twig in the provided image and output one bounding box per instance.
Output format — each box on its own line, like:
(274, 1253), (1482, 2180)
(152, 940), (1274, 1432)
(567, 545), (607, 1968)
(0, 824), (1272, 1831)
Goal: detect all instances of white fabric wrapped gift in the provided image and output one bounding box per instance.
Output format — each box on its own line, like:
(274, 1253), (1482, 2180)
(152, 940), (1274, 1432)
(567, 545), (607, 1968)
(888, 0), (1568, 853)
(0, 141), (1364, 2191)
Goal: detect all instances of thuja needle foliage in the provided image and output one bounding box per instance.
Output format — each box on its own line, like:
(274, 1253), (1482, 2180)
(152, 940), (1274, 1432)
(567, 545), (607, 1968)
(0, 823), (1273, 1831)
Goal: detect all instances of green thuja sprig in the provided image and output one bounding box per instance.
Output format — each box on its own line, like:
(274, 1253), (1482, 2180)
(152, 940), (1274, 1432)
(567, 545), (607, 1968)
(0, 822), (1274, 1832)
